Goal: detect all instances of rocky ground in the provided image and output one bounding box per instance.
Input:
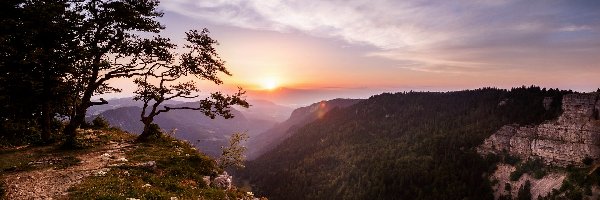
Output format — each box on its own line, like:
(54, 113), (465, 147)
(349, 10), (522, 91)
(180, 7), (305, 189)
(490, 164), (566, 199)
(2, 138), (134, 199)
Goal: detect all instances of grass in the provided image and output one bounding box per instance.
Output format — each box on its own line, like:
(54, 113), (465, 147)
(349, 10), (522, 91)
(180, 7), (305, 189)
(0, 128), (129, 174)
(68, 133), (252, 200)
(1, 128), (258, 199)
(0, 145), (86, 173)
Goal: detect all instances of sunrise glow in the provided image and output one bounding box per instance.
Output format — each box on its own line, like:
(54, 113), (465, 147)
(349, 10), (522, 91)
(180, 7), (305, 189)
(261, 78), (279, 90)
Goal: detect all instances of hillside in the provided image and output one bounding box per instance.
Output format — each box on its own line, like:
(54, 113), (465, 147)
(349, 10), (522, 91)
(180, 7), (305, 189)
(235, 99), (294, 123)
(95, 101), (275, 157)
(246, 99), (362, 160)
(240, 87), (571, 200)
(0, 128), (261, 199)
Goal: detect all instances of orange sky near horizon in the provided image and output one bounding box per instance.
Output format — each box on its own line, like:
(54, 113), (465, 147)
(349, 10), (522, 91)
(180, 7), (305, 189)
(96, 1), (600, 106)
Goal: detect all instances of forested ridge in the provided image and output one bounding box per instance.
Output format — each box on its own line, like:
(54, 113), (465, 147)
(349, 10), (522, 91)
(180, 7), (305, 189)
(240, 86), (571, 200)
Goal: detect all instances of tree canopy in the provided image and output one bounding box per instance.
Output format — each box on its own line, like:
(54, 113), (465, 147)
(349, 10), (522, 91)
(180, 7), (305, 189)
(0, 0), (247, 146)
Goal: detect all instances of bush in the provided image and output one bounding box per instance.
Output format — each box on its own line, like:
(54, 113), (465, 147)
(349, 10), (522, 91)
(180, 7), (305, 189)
(511, 158), (546, 181)
(91, 116), (110, 129)
(510, 170), (524, 181)
(582, 157), (593, 166)
(517, 181), (532, 200)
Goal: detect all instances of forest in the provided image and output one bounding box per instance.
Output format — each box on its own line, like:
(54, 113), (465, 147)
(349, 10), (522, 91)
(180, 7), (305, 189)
(240, 86), (572, 200)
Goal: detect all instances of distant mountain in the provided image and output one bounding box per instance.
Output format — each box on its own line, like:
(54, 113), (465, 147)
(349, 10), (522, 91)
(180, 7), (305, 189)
(240, 87), (572, 200)
(246, 87), (379, 107)
(86, 97), (184, 116)
(246, 98), (362, 160)
(94, 101), (276, 157)
(234, 99), (293, 123)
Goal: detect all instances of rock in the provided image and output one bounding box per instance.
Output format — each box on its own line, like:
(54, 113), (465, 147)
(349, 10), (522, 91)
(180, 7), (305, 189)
(95, 170), (107, 177)
(489, 164), (566, 199)
(211, 171), (232, 190)
(140, 161), (156, 168)
(116, 157), (128, 162)
(100, 153), (111, 161)
(202, 176), (211, 186)
(478, 93), (600, 167)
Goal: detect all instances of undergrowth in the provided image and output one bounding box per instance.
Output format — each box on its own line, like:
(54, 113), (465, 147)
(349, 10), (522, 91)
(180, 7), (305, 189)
(0, 179), (5, 199)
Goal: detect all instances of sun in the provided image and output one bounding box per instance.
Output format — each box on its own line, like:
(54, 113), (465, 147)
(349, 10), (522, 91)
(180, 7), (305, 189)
(261, 78), (279, 90)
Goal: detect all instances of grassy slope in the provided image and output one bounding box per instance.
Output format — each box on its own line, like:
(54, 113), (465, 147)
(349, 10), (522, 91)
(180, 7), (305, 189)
(0, 128), (255, 200)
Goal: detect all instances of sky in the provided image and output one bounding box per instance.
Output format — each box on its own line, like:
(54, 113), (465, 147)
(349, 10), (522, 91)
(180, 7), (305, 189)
(104, 0), (600, 106)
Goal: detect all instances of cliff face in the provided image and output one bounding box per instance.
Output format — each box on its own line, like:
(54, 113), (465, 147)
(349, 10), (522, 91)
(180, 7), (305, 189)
(479, 93), (600, 167)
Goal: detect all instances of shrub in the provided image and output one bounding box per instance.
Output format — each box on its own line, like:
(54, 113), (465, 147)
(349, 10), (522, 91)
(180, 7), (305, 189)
(218, 132), (249, 169)
(517, 180), (532, 200)
(92, 116), (110, 129)
(510, 170), (524, 181)
(582, 157), (593, 166)
(505, 183), (511, 191)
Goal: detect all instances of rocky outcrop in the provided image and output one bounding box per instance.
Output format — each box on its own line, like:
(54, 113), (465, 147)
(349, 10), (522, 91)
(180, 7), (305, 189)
(211, 171), (233, 190)
(478, 93), (600, 167)
(490, 164), (566, 200)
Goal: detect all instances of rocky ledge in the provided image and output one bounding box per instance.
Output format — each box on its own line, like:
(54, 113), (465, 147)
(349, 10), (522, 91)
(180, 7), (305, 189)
(478, 93), (600, 167)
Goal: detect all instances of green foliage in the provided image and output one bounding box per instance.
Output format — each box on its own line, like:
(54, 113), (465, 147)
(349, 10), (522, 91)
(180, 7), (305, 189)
(517, 181), (532, 200)
(241, 86), (569, 200)
(510, 158), (546, 181)
(219, 132), (249, 169)
(582, 157), (593, 166)
(501, 150), (522, 165)
(0, 120), (42, 146)
(0, 0), (77, 144)
(91, 116), (111, 130)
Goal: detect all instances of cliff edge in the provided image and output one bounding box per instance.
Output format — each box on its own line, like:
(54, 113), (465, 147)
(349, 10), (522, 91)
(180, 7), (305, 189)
(478, 93), (600, 167)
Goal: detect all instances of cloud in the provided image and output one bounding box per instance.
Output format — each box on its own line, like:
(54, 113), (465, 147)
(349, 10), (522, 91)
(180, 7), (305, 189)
(161, 0), (600, 73)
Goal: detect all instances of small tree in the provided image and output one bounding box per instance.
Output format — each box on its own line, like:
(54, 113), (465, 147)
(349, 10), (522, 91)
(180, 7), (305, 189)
(517, 181), (532, 200)
(218, 132), (249, 169)
(133, 29), (249, 141)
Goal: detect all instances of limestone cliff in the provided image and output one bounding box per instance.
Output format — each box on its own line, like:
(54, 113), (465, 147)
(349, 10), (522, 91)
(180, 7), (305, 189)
(478, 93), (600, 167)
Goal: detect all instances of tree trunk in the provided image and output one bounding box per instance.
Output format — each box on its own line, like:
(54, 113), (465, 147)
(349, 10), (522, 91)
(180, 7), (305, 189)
(136, 118), (156, 142)
(64, 97), (90, 147)
(64, 111), (85, 147)
(40, 101), (52, 143)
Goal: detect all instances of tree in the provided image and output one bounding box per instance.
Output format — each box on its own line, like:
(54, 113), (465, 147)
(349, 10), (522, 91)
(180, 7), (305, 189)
(133, 29), (249, 141)
(62, 0), (171, 146)
(218, 132), (249, 169)
(0, 0), (78, 143)
(517, 180), (532, 200)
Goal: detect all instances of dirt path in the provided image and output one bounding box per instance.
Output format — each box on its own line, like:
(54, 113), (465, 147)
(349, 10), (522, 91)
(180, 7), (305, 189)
(3, 142), (134, 199)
